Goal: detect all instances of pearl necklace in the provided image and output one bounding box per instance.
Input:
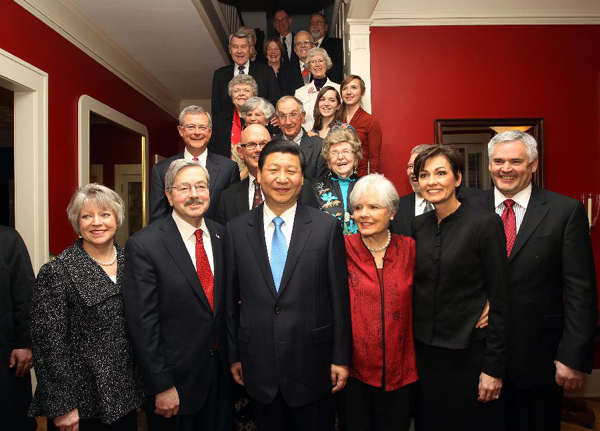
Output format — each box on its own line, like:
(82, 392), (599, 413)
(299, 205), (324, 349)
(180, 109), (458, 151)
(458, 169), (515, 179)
(92, 246), (117, 266)
(363, 230), (391, 252)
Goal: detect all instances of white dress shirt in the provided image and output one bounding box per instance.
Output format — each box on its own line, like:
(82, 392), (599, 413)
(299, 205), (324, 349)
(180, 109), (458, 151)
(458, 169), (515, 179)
(263, 203), (297, 265)
(248, 173), (264, 209)
(414, 194), (428, 216)
(233, 60), (250, 76)
(281, 33), (293, 60)
(282, 128), (303, 145)
(184, 147), (208, 167)
(172, 211), (214, 274)
(494, 183), (532, 233)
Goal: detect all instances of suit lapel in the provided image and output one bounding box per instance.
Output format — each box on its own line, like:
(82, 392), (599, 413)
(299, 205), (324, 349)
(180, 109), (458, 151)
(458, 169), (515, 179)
(206, 152), (221, 193)
(246, 207), (278, 297)
(160, 216), (213, 313)
(277, 205), (312, 297)
(236, 178), (250, 214)
(207, 220), (223, 318)
(299, 131), (314, 166)
(510, 186), (548, 261)
(401, 194), (415, 233)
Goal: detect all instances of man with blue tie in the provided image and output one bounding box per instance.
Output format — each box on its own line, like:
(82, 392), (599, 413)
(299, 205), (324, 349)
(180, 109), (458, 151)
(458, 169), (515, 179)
(225, 139), (352, 431)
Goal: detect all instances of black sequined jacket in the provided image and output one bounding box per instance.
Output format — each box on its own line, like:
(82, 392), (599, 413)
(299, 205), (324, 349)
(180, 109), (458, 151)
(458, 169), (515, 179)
(29, 240), (144, 424)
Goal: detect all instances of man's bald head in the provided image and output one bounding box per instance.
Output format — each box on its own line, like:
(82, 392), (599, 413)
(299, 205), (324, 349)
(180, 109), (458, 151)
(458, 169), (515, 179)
(238, 124), (272, 176)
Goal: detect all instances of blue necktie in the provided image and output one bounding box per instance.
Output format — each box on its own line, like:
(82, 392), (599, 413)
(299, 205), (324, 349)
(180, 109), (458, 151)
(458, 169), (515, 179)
(271, 217), (287, 292)
(238, 65), (245, 75)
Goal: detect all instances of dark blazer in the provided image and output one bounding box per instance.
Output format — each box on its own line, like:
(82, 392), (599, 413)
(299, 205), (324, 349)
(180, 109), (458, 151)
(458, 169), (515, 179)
(211, 62), (280, 116)
(391, 186), (484, 237)
(215, 177), (319, 226)
(273, 131), (327, 180)
(278, 58), (305, 96)
(30, 241), (144, 424)
(209, 109), (238, 159)
(279, 32), (297, 64)
(149, 150), (240, 223)
(318, 36), (344, 84)
(468, 186), (598, 389)
(122, 216), (228, 415)
(225, 204), (352, 407)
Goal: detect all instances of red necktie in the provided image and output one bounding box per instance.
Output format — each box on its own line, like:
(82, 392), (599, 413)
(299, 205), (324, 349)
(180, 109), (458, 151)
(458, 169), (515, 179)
(252, 179), (262, 209)
(194, 229), (214, 310)
(501, 199), (516, 257)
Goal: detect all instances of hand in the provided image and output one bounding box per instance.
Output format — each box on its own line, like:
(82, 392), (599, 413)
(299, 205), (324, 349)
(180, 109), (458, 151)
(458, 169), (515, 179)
(555, 361), (584, 391)
(306, 130), (318, 137)
(9, 348), (33, 377)
(231, 362), (245, 386)
(155, 386), (180, 418)
(331, 364), (349, 394)
(54, 408), (79, 431)
(475, 300), (490, 329)
(269, 116), (279, 128)
(478, 372), (502, 403)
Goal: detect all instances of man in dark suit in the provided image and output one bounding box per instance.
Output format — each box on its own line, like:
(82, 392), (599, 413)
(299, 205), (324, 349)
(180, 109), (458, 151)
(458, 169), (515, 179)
(226, 140), (351, 430)
(309, 12), (343, 84)
(468, 131), (597, 431)
(212, 32), (280, 116)
(391, 143), (483, 236)
(278, 31), (315, 96)
(273, 96), (327, 180)
(149, 105), (239, 223)
(124, 160), (232, 431)
(273, 9), (296, 65)
(0, 227), (36, 431)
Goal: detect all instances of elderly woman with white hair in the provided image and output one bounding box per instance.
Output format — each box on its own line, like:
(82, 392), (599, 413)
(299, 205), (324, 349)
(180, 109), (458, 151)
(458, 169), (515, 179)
(338, 173), (418, 431)
(294, 47), (340, 131)
(30, 184), (144, 431)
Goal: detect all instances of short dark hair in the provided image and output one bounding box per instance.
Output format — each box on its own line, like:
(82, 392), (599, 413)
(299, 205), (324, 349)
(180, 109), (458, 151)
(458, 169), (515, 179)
(258, 139), (306, 175)
(413, 144), (464, 192)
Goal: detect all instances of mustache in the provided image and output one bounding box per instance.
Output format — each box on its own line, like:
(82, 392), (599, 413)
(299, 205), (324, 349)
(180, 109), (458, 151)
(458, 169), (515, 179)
(184, 198), (204, 207)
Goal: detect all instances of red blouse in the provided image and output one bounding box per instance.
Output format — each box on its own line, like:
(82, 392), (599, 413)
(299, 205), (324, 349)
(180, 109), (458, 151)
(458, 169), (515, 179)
(346, 107), (382, 177)
(344, 233), (418, 390)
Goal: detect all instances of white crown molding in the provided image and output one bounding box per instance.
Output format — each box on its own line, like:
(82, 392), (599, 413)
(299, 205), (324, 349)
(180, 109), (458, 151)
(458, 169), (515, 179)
(14, 0), (180, 117)
(371, 10), (600, 26)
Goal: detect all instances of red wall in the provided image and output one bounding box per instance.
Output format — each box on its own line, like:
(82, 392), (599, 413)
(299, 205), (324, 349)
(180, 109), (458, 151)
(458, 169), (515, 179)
(0, 2), (180, 255)
(371, 25), (600, 307)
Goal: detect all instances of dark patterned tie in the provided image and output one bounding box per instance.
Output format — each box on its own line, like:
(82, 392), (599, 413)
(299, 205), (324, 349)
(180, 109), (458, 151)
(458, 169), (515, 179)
(194, 229), (214, 310)
(238, 65), (245, 75)
(252, 179), (262, 209)
(501, 199), (516, 257)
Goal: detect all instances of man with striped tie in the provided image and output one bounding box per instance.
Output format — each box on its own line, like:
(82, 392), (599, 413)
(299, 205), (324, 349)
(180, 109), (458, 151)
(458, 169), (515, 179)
(225, 139), (351, 431)
(468, 130), (597, 431)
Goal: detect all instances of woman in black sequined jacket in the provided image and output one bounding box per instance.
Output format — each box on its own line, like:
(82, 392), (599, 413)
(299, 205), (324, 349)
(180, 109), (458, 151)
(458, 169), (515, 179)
(29, 184), (144, 431)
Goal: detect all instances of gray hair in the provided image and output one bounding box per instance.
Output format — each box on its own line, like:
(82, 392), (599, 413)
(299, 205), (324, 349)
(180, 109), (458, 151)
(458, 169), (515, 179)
(67, 183), (125, 235)
(307, 47), (333, 70)
(241, 97), (275, 120)
(411, 144), (432, 155)
(227, 74), (258, 99)
(276, 95), (305, 113)
(350, 174), (399, 215)
(237, 26), (256, 43)
(229, 31), (252, 45)
(178, 105), (212, 129)
(488, 131), (538, 163)
(164, 159), (210, 192)
(322, 128), (363, 164)
(294, 30), (314, 44)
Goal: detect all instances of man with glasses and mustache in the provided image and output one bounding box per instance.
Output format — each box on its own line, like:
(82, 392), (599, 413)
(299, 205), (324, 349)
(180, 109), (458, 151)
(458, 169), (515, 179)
(149, 105), (239, 223)
(124, 159), (232, 431)
(273, 96), (327, 180)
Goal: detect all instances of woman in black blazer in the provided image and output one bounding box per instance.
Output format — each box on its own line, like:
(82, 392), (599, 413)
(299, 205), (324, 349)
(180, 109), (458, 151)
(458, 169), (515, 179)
(411, 145), (510, 431)
(29, 184), (144, 431)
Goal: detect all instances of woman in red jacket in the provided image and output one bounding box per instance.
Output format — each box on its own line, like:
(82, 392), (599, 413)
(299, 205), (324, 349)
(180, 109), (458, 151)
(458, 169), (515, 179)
(339, 173), (417, 431)
(340, 75), (382, 176)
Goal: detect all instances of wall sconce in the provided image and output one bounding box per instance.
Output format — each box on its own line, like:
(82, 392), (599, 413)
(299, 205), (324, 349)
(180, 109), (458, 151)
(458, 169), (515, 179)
(581, 194), (600, 232)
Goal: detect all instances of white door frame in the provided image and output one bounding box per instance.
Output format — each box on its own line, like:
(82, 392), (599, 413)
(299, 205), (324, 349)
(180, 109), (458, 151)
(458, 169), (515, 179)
(114, 164), (142, 246)
(0, 48), (49, 272)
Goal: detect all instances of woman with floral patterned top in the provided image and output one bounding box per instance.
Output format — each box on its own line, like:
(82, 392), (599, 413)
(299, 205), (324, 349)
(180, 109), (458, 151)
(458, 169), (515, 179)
(312, 128), (362, 235)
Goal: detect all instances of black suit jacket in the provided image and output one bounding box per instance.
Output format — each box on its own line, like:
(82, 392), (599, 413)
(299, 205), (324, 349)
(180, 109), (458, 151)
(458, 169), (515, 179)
(122, 216), (228, 415)
(279, 32), (297, 65)
(225, 204), (351, 407)
(211, 62), (280, 116)
(278, 58), (305, 96)
(149, 150), (240, 223)
(391, 186), (484, 237)
(209, 109), (238, 159)
(273, 131), (327, 180)
(215, 177), (320, 225)
(318, 37), (343, 84)
(468, 186), (598, 389)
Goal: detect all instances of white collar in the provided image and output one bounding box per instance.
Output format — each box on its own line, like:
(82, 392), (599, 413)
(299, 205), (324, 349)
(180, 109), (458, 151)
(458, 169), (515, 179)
(184, 147), (208, 166)
(263, 202), (297, 228)
(171, 210), (208, 240)
(235, 60), (250, 72)
(415, 193), (426, 207)
(282, 128), (304, 144)
(494, 183), (532, 209)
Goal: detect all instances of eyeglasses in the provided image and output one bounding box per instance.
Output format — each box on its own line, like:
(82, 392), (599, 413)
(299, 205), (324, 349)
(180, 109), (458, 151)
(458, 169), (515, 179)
(183, 125), (209, 132)
(406, 164), (414, 170)
(295, 41), (314, 47)
(310, 59), (325, 65)
(232, 88), (253, 95)
(240, 141), (269, 150)
(276, 112), (301, 121)
(173, 182), (208, 194)
(230, 44), (248, 50)
(330, 149), (353, 158)
(309, 21), (326, 27)
(274, 17), (289, 23)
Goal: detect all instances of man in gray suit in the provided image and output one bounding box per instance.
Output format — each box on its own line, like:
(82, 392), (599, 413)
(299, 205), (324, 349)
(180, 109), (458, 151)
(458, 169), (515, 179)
(273, 96), (327, 180)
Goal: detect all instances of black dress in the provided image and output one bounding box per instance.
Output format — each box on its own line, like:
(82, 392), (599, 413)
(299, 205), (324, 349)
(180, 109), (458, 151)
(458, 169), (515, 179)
(411, 203), (510, 431)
